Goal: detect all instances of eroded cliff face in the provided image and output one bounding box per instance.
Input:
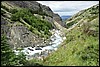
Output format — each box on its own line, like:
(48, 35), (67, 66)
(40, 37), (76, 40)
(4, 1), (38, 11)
(1, 1), (66, 49)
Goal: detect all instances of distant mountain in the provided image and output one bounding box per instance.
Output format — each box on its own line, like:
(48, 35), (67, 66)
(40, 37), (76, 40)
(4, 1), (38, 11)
(61, 16), (71, 21)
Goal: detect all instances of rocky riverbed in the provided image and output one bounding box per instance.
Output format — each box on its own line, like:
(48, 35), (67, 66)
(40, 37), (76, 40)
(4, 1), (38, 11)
(13, 29), (66, 60)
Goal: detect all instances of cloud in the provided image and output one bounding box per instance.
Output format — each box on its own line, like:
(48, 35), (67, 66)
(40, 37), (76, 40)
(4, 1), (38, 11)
(37, 1), (99, 16)
(54, 11), (79, 16)
(54, 7), (77, 12)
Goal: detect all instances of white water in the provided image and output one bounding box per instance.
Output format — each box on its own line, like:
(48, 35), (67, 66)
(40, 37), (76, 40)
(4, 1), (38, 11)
(14, 30), (66, 60)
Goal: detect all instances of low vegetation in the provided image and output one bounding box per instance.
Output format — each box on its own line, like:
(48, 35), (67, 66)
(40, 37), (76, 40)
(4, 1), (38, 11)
(66, 21), (77, 28)
(10, 8), (52, 38)
(38, 4), (99, 66)
(41, 21), (99, 66)
(1, 35), (27, 66)
(1, 35), (44, 66)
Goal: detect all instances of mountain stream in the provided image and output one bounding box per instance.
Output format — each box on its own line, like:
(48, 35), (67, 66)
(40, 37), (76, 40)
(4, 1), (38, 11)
(14, 29), (66, 60)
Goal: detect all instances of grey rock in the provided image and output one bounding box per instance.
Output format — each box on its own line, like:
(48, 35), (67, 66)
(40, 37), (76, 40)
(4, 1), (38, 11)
(35, 47), (42, 50)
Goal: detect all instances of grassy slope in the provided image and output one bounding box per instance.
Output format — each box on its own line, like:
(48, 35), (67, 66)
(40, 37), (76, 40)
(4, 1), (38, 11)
(65, 4), (99, 29)
(42, 21), (99, 66)
(40, 4), (99, 66)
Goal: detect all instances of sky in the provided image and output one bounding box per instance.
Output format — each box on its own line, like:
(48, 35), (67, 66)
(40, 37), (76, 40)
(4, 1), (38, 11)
(37, 1), (99, 17)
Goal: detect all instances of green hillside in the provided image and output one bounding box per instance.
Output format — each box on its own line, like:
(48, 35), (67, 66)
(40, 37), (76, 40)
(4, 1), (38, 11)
(40, 4), (99, 66)
(66, 4), (99, 29)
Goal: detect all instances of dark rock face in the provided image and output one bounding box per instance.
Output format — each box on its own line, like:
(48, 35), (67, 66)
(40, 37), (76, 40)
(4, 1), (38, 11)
(1, 16), (8, 25)
(7, 1), (40, 10)
(53, 14), (66, 27)
(6, 1), (53, 18)
(44, 16), (57, 29)
(1, 16), (9, 35)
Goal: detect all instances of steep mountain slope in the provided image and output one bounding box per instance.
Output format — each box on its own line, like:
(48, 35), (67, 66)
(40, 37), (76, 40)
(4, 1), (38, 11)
(65, 4), (99, 29)
(1, 1), (65, 27)
(1, 1), (66, 49)
(41, 4), (99, 66)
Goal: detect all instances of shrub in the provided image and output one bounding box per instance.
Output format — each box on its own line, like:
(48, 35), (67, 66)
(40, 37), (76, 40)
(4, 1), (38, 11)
(1, 35), (27, 66)
(79, 43), (99, 66)
(82, 22), (91, 34)
(9, 9), (18, 14)
(66, 21), (76, 28)
(10, 8), (53, 37)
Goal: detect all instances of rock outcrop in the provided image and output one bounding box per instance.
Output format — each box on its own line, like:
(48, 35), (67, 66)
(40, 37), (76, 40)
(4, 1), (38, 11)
(53, 14), (66, 27)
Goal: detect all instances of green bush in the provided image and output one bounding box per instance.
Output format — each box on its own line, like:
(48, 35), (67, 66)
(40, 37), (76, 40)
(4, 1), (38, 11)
(1, 35), (27, 66)
(78, 40), (99, 66)
(66, 21), (76, 28)
(25, 58), (43, 66)
(9, 9), (18, 14)
(11, 8), (53, 37)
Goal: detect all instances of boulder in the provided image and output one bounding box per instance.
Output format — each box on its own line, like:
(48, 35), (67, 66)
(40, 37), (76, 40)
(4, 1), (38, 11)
(35, 47), (42, 50)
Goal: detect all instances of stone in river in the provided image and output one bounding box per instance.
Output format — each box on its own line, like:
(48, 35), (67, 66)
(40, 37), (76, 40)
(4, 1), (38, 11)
(35, 47), (42, 50)
(28, 48), (34, 51)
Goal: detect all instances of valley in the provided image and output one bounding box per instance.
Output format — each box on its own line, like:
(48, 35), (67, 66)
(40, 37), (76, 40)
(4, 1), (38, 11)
(14, 29), (66, 60)
(1, 1), (99, 66)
